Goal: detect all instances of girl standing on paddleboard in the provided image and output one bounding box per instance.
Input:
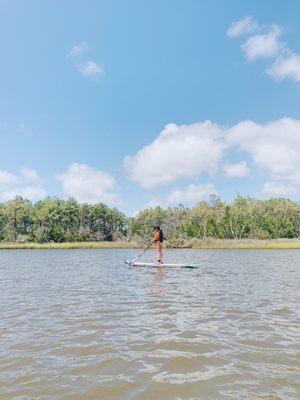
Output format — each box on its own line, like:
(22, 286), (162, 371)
(154, 226), (164, 264)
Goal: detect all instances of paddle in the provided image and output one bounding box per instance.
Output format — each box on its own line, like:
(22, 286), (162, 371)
(125, 239), (155, 266)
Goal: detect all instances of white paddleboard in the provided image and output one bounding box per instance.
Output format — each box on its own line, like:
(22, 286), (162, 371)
(131, 261), (199, 268)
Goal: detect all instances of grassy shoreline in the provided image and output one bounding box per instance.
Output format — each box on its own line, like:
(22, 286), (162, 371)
(1, 238), (300, 250)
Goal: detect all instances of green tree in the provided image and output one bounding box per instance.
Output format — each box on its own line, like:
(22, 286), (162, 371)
(0, 203), (6, 240)
(31, 198), (80, 242)
(3, 196), (34, 241)
(129, 206), (168, 242)
(87, 203), (127, 241)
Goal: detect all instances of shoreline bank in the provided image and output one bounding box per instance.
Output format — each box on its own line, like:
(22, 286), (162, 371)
(1, 238), (300, 250)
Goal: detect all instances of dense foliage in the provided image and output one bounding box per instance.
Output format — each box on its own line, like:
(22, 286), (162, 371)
(130, 195), (300, 244)
(0, 195), (300, 243)
(0, 197), (127, 243)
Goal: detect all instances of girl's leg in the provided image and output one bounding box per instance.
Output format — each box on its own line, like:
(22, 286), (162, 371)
(158, 244), (163, 263)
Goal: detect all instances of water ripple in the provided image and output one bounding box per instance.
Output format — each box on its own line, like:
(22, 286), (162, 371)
(0, 249), (299, 399)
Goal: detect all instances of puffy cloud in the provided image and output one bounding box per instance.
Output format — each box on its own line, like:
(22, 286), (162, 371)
(227, 118), (300, 183)
(67, 43), (105, 80)
(166, 183), (217, 205)
(228, 18), (282, 61)
(19, 186), (46, 199)
(56, 163), (119, 204)
(242, 25), (282, 61)
(228, 17), (300, 84)
(2, 186), (46, 202)
(0, 170), (18, 185)
(262, 181), (297, 197)
(126, 117), (300, 199)
(20, 167), (42, 183)
(78, 60), (104, 77)
(124, 121), (226, 187)
(227, 16), (258, 38)
(223, 161), (249, 178)
(267, 52), (300, 82)
(0, 168), (46, 202)
(144, 198), (162, 209)
(67, 42), (87, 57)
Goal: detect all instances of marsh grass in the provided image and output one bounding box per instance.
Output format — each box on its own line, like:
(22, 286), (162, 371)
(1, 238), (300, 250)
(188, 238), (300, 249)
(0, 241), (140, 250)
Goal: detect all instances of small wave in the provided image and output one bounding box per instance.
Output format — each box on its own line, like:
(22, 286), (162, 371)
(153, 370), (206, 384)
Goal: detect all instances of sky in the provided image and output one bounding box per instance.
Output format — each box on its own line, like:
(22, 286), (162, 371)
(1, 0), (300, 215)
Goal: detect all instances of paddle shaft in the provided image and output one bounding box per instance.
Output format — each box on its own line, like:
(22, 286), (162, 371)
(131, 240), (155, 263)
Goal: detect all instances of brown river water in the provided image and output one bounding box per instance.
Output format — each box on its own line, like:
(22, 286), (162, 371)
(0, 249), (299, 399)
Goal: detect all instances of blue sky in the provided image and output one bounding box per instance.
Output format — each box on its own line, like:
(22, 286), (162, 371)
(1, 0), (300, 214)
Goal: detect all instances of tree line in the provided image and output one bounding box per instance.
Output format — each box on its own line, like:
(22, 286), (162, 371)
(0, 195), (300, 243)
(0, 197), (126, 243)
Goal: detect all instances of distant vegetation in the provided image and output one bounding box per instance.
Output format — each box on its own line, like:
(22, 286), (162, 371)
(0, 195), (300, 244)
(0, 197), (126, 243)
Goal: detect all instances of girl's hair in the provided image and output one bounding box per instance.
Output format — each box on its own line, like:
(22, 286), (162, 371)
(154, 225), (160, 230)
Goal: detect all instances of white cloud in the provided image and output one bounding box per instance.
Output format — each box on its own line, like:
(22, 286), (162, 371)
(126, 117), (300, 198)
(144, 198), (163, 209)
(78, 60), (104, 77)
(1, 186), (46, 202)
(0, 168), (46, 202)
(20, 186), (46, 200)
(139, 183), (217, 209)
(166, 183), (217, 205)
(242, 25), (282, 61)
(20, 167), (42, 183)
(67, 43), (105, 80)
(227, 118), (300, 183)
(227, 16), (258, 38)
(223, 161), (249, 178)
(0, 170), (18, 185)
(262, 181), (297, 197)
(124, 121), (226, 187)
(228, 17), (300, 84)
(56, 163), (119, 205)
(267, 52), (300, 82)
(67, 42), (87, 57)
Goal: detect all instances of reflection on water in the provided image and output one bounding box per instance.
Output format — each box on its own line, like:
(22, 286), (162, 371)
(0, 249), (299, 400)
(152, 268), (165, 293)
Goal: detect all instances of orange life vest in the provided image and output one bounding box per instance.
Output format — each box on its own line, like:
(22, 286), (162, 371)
(154, 230), (159, 242)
